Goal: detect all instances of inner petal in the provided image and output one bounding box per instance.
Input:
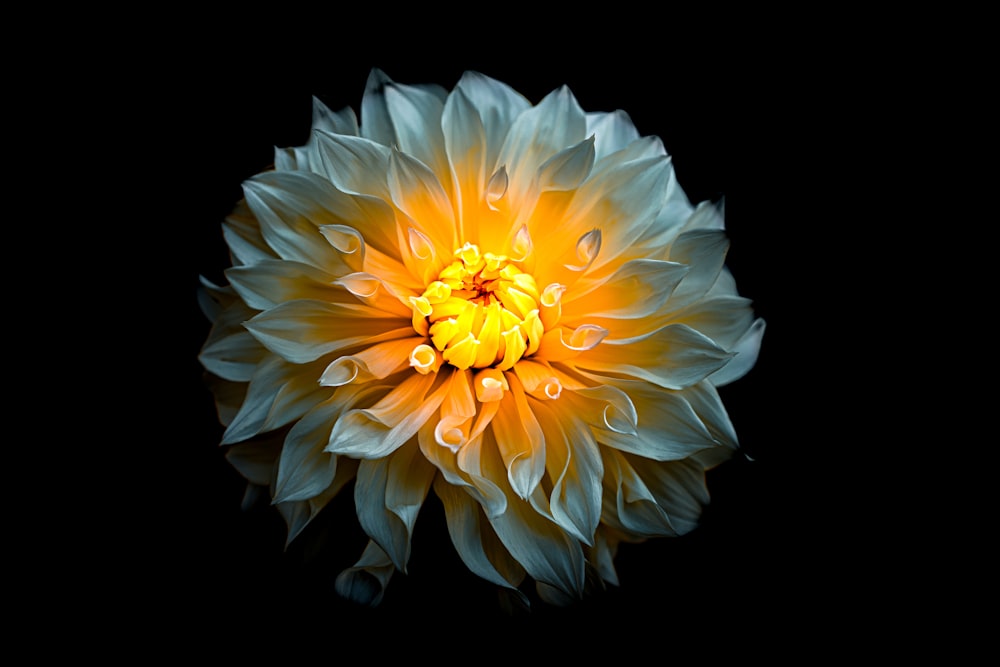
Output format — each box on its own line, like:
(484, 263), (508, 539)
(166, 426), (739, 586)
(411, 243), (546, 370)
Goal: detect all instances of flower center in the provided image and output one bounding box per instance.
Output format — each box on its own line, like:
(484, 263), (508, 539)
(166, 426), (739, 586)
(410, 243), (544, 370)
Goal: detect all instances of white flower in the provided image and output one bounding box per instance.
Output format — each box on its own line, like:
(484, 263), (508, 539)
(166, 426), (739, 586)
(198, 68), (765, 609)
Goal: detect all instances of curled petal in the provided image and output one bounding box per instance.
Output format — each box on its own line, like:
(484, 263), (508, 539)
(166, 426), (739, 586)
(535, 324), (609, 363)
(473, 368), (509, 402)
(486, 165), (508, 211)
(335, 540), (396, 607)
(409, 343), (442, 375)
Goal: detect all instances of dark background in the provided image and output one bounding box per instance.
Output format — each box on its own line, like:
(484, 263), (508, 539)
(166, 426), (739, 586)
(115, 48), (880, 652)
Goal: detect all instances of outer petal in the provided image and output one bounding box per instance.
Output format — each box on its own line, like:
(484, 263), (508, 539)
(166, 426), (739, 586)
(221, 199), (274, 267)
(199, 301), (266, 382)
(625, 454), (712, 536)
(585, 109), (642, 162)
(434, 476), (527, 600)
(355, 439), (436, 571)
(532, 400), (603, 545)
(479, 428), (587, 602)
(708, 317), (766, 387)
(335, 539), (396, 607)
(243, 299), (413, 364)
(600, 447), (676, 538)
(273, 384), (384, 504)
(452, 71), (531, 173)
(242, 171), (359, 270)
(276, 456), (359, 546)
(495, 85), (587, 213)
(572, 323), (733, 390)
(225, 259), (343, 311)
(325, 370), (454, 459)
(582, 379), (723, 461)
(221, 355), (330, 445)
(561, 258), (690, 323)
(381, 81), (452, 200)
(490, 374), (546, 500)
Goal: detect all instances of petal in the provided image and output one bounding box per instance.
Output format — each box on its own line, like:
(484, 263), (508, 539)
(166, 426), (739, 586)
(664, 223), (731, 308)
(221, 199), (274, 267)
(496, 85), (587, 211)
(242, 171), (358, 270)
(199, 300), (266, 382)
(221, 355), (329, 445)
(419, 416), (508, 518)
(490, 374), (546, 499)
(478, 429), (587, 601)
(561, 258), (690, 322)
(571, 156), (676, 273)
(381, 81), (452, 199)
(359, 68), (397, 147)
(600, 448), (676, 537)
(583, 379), (721, 461)
(667, 294), (757, 350)
(536, 135), (595, 192)
(708, 317), (766, 387)
(319, 336), (426, 387)
(434, 476), (528, 600)
(585, 109), (641, 162)
(325, 370), (454, 459)
(244, 298), (413, 364)
(532, 400), (603, 545)
(225, 259), (342, 311)
(312, 131), (392, 200)
(334, 539), (396, 607)
(453, 70), (531, 173)
(387, 148), (456, 253)
(441, 86), (488, 244)
(272, 385), (380, 503)
(355, 440), (435, 571)
(573, 323), (733, 390)
(224, 436), (281, 487)
(627, 455), (712, 535)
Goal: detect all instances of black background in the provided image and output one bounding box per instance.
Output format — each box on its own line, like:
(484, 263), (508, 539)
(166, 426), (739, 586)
(101, 43), (884, 654)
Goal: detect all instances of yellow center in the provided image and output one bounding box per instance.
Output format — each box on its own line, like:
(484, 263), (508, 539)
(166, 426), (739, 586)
(410, 243), (544, 371)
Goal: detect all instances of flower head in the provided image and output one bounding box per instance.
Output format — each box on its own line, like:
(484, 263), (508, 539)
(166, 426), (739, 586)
(198, 69), (765, 609)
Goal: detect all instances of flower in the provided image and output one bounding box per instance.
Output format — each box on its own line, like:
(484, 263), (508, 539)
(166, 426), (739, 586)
(198, 68), (765, 609)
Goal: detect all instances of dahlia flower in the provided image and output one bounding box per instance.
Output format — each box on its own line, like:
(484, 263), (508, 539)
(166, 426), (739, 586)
(198, 69), (764, 608)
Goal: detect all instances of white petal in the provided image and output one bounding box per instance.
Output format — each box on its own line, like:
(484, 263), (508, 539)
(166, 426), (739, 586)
(359, 68), (396, 146)
(225, 259), (342, 311)
(334, 540), (395, 607)
(562, 258), (689, 320)
(199, 299), (266, 382)
(241, 171), (353, 270)
(382, 82), (451, 196)
(583, 379), (720, 461)
(536, 135), (595, 192)
(244, 298), (412, 364)
(453, 71), (531, 172)
(325, 371), (452, 459)
(355, 440), (435, 571)
(433, 476), (528, 598)
(575, 323), (732, 390)
(532, 401), (603, 545)
(709, 317), (766, 386)
(312, 131), (392, 200)
(387, 148), (456, 252)
(585, 109), (641, 161)
(490, 376), (546, 500)
(665, 224), (731, 308)
(310, 95), (359, 136)
(272, 391), (356, 504)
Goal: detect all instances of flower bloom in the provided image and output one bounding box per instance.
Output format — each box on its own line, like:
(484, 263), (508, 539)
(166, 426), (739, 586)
(198, 69), (765, 608)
